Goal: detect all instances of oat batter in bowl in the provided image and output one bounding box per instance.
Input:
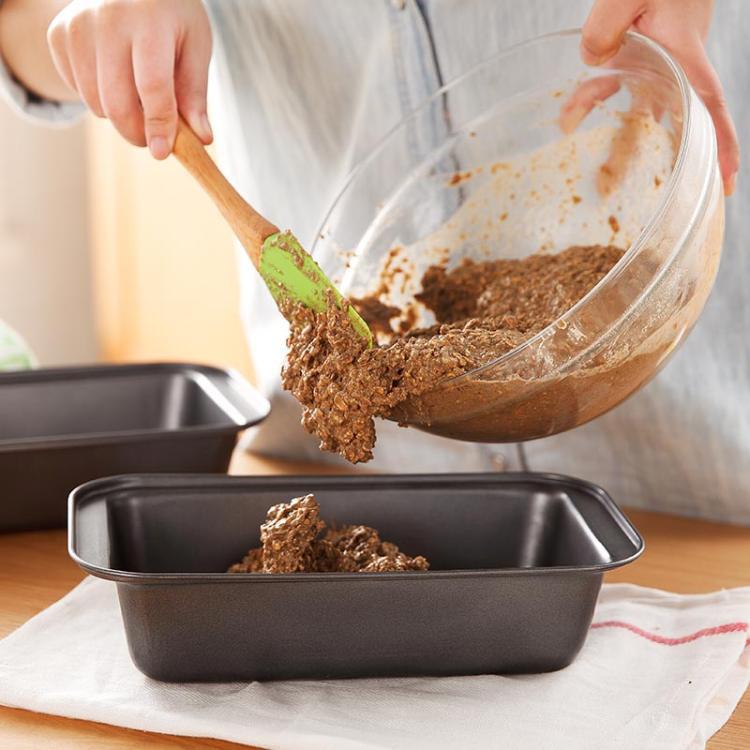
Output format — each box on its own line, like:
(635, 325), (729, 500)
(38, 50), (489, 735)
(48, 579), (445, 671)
(283, 245), (623, 463)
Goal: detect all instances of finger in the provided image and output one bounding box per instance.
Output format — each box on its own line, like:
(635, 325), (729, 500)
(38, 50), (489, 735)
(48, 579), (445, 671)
(675, 39), (739, 194)
(64, 14), (104, 117)
(596, 109), (646, 197)
(132, 32), (178, 159)
(581, 0), (643, 65)
(175, 25), (213, 144)
(46, 21), (78, 96)
(628, 78), (664, 123)
(559, 74), (621, 134)
(97, 36), (145, 147)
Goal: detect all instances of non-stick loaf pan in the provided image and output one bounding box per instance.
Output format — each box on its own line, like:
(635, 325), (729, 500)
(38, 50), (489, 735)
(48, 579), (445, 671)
(69, 473), (643, 682)
(0, 364), (269, 533)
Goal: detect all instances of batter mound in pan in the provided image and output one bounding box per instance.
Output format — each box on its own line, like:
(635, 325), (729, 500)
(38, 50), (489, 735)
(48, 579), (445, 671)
(228, 494), (429, 574)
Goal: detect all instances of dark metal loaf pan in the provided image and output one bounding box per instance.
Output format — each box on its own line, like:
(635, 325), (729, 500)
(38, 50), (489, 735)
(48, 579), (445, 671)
(69, 473), (643, 682)
(0, 364), (269, 533)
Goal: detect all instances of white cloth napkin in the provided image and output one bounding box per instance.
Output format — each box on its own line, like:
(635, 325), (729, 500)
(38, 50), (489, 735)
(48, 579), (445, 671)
(1, 579), (749, 750)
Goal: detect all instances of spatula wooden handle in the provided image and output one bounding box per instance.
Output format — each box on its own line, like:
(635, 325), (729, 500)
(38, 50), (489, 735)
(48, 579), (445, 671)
(172, 118), (278, 267)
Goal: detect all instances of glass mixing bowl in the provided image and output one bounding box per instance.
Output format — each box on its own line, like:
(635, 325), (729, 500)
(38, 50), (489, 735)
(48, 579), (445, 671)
(312, 30), (724, 443)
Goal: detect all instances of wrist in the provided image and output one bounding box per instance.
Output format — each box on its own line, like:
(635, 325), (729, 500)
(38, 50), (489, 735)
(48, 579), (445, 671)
(0, 0), (78, 103)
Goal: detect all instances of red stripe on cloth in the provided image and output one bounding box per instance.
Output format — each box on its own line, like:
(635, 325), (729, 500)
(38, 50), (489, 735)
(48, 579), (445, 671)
(590, 620), (749, 645)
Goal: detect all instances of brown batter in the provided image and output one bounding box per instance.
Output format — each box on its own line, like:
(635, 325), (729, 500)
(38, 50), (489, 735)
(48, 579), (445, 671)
(228, 494), (429, 574)
(253, 494), (324, 573)
(282, 244), (624, 463)
(350, 296), (401, 337)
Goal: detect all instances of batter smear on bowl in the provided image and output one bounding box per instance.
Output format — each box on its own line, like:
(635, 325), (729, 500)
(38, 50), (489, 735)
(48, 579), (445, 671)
(282, 244), (624, 463)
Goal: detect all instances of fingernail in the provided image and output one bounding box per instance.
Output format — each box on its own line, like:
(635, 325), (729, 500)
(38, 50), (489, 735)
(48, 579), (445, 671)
(149, 136), (169, 159)
(200, 113), (213, 142)
(580, 43), (609, 67)
(583, 52), (609, 66)
(726, 171), (737, 196)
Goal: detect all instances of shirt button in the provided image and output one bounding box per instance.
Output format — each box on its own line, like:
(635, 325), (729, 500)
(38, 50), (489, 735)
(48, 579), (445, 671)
(391, 0), (406, 9)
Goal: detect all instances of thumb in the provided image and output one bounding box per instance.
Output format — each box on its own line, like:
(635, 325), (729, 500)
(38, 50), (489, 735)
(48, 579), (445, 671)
(581, 0), (643, 65)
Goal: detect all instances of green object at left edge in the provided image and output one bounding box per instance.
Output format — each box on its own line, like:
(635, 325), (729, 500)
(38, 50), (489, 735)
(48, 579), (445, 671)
(259, 231), (373, 347)
(0, 321), (36, 371)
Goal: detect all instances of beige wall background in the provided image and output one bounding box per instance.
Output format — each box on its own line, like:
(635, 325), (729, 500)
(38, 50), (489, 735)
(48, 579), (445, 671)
(86, 117), (253, 380)
(0, 100), (96, 365)
(0, 100), (253, 381)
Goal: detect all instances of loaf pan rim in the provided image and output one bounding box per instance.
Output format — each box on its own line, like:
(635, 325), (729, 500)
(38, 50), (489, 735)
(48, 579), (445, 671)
(68, 471), (645, 583)
(0, 362), (270, 452)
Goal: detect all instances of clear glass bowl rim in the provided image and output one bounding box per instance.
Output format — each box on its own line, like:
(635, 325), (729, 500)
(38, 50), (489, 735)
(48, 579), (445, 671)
(312, 28), (702, 383)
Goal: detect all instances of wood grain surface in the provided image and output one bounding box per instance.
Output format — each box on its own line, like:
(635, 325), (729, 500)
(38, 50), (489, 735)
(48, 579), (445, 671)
(0, 452), (747, 749)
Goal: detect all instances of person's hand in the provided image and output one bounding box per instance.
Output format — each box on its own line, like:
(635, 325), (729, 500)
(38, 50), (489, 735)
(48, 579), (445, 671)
(47, 0), (212, 159)
(582, 0), (739, 195)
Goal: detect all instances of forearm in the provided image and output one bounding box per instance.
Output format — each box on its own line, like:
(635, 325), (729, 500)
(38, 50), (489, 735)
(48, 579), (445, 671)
(0, 0), (76, 101)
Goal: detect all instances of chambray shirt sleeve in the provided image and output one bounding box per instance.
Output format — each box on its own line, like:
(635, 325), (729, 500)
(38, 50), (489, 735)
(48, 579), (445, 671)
(0, 4), (84, 124)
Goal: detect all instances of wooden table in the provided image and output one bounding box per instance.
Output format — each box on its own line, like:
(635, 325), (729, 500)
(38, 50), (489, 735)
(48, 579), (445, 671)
(1, 452), (748, 749)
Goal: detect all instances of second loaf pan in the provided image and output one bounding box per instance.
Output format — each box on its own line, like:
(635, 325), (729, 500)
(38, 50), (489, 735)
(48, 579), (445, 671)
(0, 363), (269, 532)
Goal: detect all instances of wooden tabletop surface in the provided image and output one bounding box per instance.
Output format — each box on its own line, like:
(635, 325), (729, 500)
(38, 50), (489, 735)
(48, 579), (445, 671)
(0, 451), (748, 749)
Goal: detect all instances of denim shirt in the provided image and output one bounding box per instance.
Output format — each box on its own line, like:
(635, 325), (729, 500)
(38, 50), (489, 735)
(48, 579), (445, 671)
(204, 0), (613, 474)
(2, 0), (748, 522)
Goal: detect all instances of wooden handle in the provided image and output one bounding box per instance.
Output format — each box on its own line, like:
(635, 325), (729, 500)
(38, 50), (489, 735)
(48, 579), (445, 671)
(172, 119), (278, 267)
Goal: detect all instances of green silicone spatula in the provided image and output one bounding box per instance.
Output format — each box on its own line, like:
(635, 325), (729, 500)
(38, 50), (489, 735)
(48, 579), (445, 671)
(172, 119), (373, 346)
